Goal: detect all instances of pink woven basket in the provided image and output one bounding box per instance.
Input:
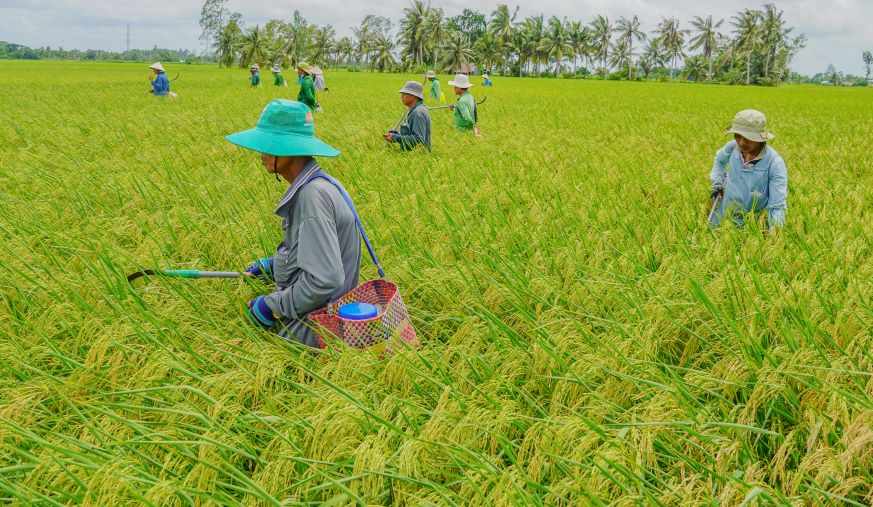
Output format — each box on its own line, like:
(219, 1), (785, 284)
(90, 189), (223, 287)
(308, 279), (419, 354)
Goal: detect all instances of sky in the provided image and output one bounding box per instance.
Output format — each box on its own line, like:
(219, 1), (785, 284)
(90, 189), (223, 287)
(1, 0), (871, 76)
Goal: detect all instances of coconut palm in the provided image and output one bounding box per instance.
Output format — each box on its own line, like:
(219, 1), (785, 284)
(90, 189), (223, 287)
(400, 0), (430, 66)
(370, 36), (396, 72)
(654, 17), (686, 81)
(540, 17), (573, 77)
(567, 21), (587, 76)
(615, 15), (646, 79)
(240, 25), (269, 68)
(732, 8), (762, 85)
(310, 25), (335, 66)
(423, 8), (447, 70)
(476, 31), (500, 73)
(609, 38), (631, 75)
(681, 55), (707, 81)
(442, 30), (476, 73)
(760, 4), (791, 78)
(688, 15), (723, 80)
(215, 19), (242, 68)
(589, 15), (613, 74)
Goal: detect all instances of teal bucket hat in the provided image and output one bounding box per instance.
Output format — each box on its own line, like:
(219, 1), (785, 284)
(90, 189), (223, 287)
(226, 99), (339, 157)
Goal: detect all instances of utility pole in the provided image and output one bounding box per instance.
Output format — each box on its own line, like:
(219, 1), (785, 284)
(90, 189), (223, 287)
(126, 24), (130, 52)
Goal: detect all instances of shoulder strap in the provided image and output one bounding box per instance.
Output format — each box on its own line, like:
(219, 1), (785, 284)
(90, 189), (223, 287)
(304, 173), (385, 278)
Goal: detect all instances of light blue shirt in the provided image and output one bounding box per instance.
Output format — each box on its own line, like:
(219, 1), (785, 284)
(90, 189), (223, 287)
(709, 140), (788, 229)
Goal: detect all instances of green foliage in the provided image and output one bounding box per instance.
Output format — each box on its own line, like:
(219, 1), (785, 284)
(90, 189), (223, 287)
(1, 61), (871, 505)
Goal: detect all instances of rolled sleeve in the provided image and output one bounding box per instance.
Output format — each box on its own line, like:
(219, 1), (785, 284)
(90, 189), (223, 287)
(767, 158), (788, 228)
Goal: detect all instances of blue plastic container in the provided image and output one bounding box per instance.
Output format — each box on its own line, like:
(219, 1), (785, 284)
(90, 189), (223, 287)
(338, 302), (379, 321)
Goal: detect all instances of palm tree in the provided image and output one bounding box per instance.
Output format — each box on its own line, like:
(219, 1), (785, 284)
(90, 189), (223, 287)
(476, 31), (500, 73)
(688, 15), (723, 81)
(540, 17), (573, 76)
(370, 36), (396, 72)
(681, 55), (706, 81)
(615, 15), (646, 80)
(240, 25), (269, 68)
(655, 16), (686, 81)
(400, 0), (430, 66)
(589, 15), (613, 74)
(215, 19), (242, 68)
(442, 30), (476, 73)
(525, 15), (547, 75)
(732, 8), (762, 85)
(609, 38), (631, 74)
(310, 25), (335, 66)
(335, 37), (354, 66)
(490, 4), (517, 74)
(760, 4), (790, 79)
(423, 8), (447, 70)
(567, 21), (587, 76)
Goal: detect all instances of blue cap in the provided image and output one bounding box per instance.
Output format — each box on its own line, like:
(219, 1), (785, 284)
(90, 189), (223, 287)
(338, 302), (379, 320)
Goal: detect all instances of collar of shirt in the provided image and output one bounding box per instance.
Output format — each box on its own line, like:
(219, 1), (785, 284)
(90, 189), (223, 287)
(740, 145), (768, 168)
(274, 158), (322, 215)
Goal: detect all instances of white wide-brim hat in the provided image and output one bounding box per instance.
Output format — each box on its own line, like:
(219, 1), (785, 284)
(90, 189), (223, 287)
(448, 73), (473, 88)
(725, 109), (775, 142)
(310, 66), (323, 75)
(250, 63), (260, 70)
(425, 70), (436, 79)
(271, 66), (281, 73)
(149, 62), (165, 72)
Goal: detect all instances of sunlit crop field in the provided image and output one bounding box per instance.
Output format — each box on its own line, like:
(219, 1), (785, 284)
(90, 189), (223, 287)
(1, 60), (871, 505)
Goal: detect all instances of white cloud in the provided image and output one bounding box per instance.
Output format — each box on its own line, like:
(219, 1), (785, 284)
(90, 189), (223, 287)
(1, 0), (870, 75)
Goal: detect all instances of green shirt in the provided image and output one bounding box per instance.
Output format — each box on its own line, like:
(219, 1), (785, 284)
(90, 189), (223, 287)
(454, 92), (476, 131)
(274, 74), (285, 86)
(297, 76), (317, 110)
(429, 78), (441, 101)
(251, 72), (260, 86)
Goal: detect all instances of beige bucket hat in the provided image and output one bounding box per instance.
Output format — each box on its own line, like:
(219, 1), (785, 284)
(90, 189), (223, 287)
(148, 62), (165, 72)
(726, 109), (775, 142)
(310, 66), (323, 75)
(297, 61), (312, 75)
(250, 63), (259, 70)
(425, 70), (436, 79)
(448, 73), (473, 88)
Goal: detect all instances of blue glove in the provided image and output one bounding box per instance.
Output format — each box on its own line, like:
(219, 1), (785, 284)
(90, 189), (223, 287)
(245, 257), (274, 280)
(248, 296), (277, 329)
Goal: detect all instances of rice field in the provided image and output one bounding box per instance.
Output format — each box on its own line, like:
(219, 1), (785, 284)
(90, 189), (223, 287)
(0, 60), (871, 505)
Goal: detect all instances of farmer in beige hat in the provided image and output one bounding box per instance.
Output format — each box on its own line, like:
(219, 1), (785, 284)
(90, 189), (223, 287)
(709, 109), (788, 230)
(447, 73), (480, 135)
(296, 62), (319, 111)
(424, 70), (442, 102)
(383, 81), (432, 152)
(148, 62), (172, 97)
(249, 63), (261, 87)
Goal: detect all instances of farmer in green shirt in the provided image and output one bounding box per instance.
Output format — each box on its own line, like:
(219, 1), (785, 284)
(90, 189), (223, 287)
(226, 99), (361, 347)
(425, 70), (442, 102)
(296, 62), (319, 112)
(250, 64), (261, 87)
(271, 65), (287, 87)
(447, 74), (480, 136)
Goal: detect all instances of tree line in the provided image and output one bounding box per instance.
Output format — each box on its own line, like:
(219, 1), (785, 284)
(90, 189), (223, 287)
(201, 1), (809, 85)
(0, 41), (200, 63)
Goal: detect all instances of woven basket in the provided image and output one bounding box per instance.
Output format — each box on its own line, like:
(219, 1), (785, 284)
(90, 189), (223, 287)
(309, 279), (419, 354)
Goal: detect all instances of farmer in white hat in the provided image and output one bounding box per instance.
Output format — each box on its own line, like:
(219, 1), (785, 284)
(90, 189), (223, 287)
(227, 99), (361, 347)
(296, 62), (319, 111)
(447, 74), (480, 135)
(383, 81), (432, 152)
(425, 70), (442, 102)
(709, 109), (788, 230)
(148, 62), (171, 96)
(271, 65), (287, 87)
(311, 66), (328, 92)
(250, 63), (261, 87)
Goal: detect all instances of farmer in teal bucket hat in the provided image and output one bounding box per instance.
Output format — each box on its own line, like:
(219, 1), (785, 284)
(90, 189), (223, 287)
(227, 99), (362, 347)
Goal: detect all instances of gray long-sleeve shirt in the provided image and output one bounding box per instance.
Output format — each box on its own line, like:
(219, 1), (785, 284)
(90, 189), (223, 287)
(392, 101), (432, 152)
(264, 160), (362, 347)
